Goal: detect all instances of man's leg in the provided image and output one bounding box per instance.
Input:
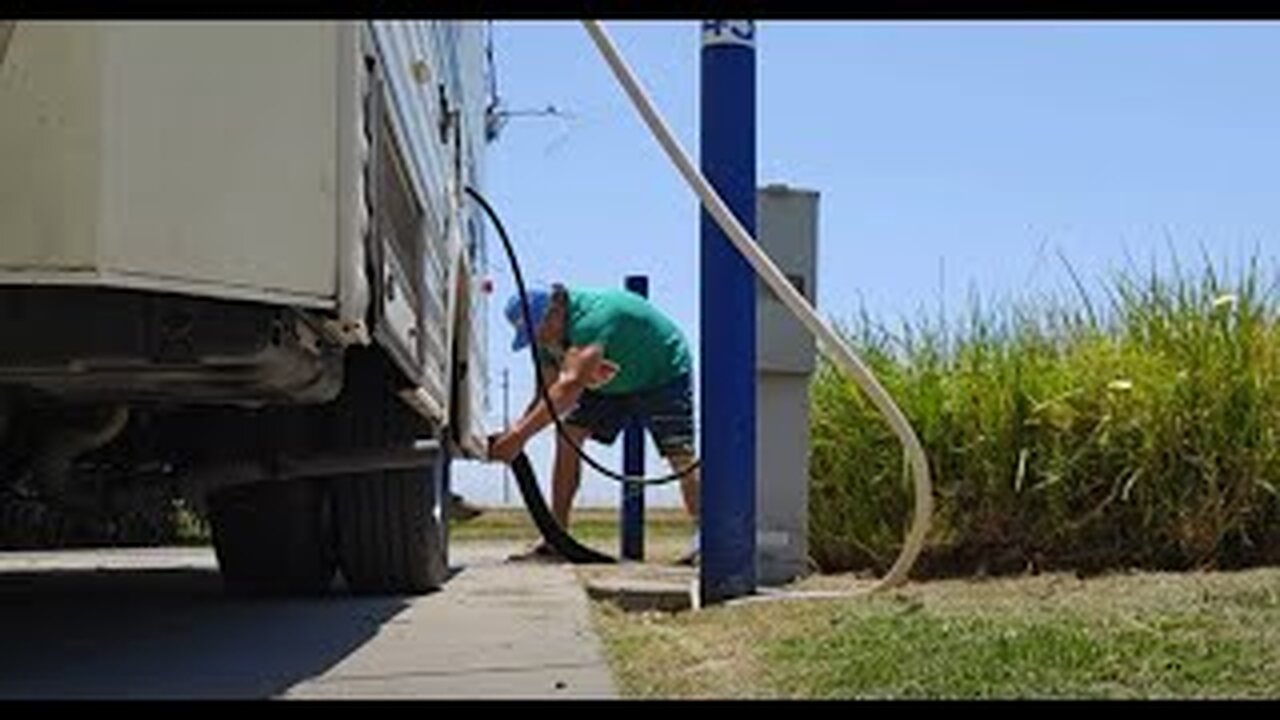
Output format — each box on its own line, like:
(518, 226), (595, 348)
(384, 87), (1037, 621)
(551, 423), (592, 528)
(663, 448), (701, 565)
(643, 374), (699, 564)
(645, 374), (698, 523)
(670, 445), (701, 563)
(551, 389), (626, 530)
(664, 449), (700, 521)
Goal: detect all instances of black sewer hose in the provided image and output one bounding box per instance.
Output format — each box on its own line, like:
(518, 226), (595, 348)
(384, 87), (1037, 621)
(509, 451), (615, 564)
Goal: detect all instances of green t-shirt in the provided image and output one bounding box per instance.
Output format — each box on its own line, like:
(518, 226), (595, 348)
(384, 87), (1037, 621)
(563, 287), (692, 395)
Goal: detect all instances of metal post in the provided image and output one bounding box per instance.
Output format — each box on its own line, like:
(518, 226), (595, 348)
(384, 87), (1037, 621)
(699, 19), (757, 604)
(621, 275), (649, 561)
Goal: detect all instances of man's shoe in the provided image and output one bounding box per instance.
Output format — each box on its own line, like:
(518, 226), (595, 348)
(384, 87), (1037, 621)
(675, 531), (700, 567)
(507, 541), (564, 564)
(448, 493), (484, 522)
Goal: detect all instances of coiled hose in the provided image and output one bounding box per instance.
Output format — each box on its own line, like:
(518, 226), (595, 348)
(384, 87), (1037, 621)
(580, 20), (933, 594)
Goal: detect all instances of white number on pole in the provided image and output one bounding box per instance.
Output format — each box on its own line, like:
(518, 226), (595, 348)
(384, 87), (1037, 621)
(702, 21), (755, 48)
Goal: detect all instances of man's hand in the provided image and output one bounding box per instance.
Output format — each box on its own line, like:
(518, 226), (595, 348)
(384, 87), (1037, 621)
(488, 431), (524, 464)
(491, 348), (604, 465)
(584, 358), (619, 390)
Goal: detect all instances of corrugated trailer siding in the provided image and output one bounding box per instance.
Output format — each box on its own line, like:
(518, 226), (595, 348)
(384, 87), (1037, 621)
(459, 22), (491, 420)
(370, 21), (453, 406)
(369, 21), (490, 427)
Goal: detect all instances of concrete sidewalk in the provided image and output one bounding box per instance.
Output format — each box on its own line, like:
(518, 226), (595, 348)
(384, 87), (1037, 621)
(284, 541), (618, 699)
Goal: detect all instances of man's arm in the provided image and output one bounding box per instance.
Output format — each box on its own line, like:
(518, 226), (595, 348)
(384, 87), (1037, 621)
(523, 362), (558, 415)
(489, 344), (609, 462)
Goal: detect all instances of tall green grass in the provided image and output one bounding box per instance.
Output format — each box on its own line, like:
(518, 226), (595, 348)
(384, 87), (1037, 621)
(810, 254), (1280, 576)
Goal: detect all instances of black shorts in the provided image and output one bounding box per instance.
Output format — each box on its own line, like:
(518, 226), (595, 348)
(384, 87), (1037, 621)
(565, 373), (694, 457)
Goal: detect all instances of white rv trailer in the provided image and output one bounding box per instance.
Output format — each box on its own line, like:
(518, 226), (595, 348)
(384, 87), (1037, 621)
(0, 21), (494, 595)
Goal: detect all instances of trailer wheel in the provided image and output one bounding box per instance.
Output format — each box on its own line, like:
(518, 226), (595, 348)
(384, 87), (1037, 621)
(329, 348), (449, 595)
(332, 460), (448, 595)
(208, 479), (336, 596)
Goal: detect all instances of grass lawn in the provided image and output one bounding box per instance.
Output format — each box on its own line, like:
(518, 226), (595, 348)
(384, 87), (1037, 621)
(451, 506), (697, 562)
(589, 566), (1280, 699)
(451, 505), (694, 542)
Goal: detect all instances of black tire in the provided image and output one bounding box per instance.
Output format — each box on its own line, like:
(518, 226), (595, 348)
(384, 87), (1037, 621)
(329, 348), (449, 595)
(332, 460), (449, 595)
(208, 479), (336, 596)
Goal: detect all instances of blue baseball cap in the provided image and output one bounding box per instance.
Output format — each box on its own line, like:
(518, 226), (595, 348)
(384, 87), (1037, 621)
(505, 286), (553, 351)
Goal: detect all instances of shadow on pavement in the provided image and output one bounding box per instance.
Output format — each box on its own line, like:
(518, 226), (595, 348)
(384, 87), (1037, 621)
(0, 564), (415, 699)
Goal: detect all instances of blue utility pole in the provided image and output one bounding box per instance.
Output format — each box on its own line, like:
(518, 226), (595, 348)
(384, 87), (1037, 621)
(621, 274), (648, 561)
(699, 19), (757, 604)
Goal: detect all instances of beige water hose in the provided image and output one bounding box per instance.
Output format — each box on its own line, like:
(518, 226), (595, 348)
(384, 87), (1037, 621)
(581, 20), (934, 596)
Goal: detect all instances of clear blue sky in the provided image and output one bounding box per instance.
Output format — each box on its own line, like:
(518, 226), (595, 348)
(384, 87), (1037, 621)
(452, 20), (1280, 509)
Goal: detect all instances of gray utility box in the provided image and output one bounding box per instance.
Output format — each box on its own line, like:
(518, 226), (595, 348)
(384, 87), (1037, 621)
(755, 184), (819, 586)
